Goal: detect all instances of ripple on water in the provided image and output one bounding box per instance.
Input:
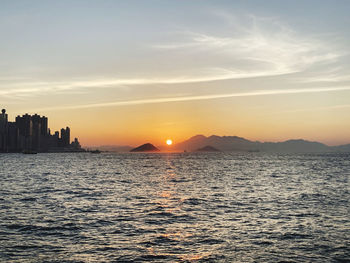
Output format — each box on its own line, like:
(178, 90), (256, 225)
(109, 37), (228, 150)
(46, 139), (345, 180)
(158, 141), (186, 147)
(0, 152), (349, 262)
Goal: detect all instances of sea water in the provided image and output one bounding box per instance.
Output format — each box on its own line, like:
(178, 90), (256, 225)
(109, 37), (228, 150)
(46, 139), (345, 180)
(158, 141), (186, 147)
(0, 152), (349, 262)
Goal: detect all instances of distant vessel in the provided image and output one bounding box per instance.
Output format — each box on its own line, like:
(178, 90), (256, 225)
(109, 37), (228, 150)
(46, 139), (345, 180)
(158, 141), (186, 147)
(90, 150), (101, 154)
(22, 150), (37, 154)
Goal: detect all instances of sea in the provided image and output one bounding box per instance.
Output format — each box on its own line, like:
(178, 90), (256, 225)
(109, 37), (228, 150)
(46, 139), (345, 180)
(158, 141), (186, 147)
(0, 152), (349, 262)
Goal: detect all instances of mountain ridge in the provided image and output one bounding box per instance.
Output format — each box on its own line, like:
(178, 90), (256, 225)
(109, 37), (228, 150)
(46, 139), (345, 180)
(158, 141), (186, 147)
(174, 134), (350, 153)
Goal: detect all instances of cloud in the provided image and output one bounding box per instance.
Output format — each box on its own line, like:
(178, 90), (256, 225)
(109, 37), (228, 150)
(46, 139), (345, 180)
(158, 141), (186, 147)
(0, 14), (345, 99)
(32, 86), (350, 112)
(0, 68), (296, 98)
(295, 67), (350, 83)
(153, 15), (340, 80)
(280, 104), (350, 114)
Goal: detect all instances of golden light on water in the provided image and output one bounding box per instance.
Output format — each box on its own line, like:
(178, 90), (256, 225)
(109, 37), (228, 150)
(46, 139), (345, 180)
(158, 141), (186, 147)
(166, 139), (173, 145)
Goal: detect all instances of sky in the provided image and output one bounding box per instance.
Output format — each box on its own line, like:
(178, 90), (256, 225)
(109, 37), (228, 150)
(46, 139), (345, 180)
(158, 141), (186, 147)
(1, 0), (350, 146)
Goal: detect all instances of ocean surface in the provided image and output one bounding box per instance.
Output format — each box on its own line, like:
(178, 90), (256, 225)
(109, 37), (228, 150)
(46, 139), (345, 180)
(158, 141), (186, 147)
(0, 152), (349, 262)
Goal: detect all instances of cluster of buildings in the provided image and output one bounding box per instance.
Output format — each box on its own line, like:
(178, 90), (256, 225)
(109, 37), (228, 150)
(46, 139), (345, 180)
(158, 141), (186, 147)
(0, 109), (83, 153)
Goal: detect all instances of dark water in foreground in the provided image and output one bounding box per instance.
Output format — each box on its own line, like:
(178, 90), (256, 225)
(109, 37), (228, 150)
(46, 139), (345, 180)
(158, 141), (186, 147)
(0, 152), (349, 262)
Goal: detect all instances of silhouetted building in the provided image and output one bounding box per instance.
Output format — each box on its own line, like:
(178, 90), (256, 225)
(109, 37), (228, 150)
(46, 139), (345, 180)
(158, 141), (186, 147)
(16, 114), (33, 150)
(60, 127), (70, 147)
(31, 114), (42, 151)
(0, 108), (83, 152)
(0, 109), (8, 152)
(71, 138), (82, 150)
(7, 122), (19, 152)
(41, 116), (48, 136)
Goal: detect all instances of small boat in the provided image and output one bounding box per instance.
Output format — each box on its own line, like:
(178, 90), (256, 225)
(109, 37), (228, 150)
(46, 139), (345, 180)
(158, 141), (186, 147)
(90, 150), (101, 154)
(22, 150), (37, 154)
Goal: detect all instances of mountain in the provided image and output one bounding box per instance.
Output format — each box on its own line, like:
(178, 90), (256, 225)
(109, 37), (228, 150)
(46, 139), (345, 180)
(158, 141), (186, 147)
(130, 143), (160, 152)
(175, 135), (258, 152)
(195, 145), (220, 152)
(260, 139), (329, 153)
(174, 135), (350, 153)
(331, 144), (350, 152)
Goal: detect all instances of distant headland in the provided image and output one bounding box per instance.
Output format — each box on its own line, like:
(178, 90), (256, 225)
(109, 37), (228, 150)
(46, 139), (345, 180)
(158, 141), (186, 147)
(173, 135), (350, 153)
(95, 135), (350, 153)
(0, 109), (84, 153)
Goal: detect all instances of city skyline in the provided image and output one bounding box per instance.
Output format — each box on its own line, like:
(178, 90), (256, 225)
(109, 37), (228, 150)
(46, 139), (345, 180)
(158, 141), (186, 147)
(0, 108), (82, 152)
(1, 1), (350, 146)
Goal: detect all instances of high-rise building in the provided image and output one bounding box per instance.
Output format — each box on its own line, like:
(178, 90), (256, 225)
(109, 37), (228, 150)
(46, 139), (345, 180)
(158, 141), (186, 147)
(31, 114), (42, 151)
(0, 109), (8, 152)
(16, 114), (33, 150)
(65, 127), (70, 146)
(40, 116), (48, 136)
(0, 109), (82, 152)
(60, 127), (70, 147)
(7, 122), (19, 152)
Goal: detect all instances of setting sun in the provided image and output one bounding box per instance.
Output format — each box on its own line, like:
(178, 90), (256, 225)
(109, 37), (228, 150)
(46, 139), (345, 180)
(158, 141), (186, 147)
(166, 139), (173, 145)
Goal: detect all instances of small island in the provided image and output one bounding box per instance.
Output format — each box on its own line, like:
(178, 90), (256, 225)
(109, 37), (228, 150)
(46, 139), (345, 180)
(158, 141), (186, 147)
(130, 143), (160, 152)
(195, 145), (220, 152)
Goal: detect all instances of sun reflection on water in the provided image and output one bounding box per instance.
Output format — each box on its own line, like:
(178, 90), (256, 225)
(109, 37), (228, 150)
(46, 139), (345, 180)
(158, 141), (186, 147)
(142, 155), (210, 261)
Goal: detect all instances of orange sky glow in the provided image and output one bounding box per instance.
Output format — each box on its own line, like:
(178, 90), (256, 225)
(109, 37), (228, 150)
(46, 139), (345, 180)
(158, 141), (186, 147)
(1, 1), (350, 147)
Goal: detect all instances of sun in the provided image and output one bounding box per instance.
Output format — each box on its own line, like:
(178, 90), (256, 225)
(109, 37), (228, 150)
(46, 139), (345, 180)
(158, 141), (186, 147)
(166, 139), (173, 146)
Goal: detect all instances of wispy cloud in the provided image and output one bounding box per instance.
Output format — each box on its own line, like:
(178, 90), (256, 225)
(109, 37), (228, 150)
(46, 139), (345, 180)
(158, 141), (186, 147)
(153, 15), (340, 80)
(32, 86), (350, 112)
(1, 13), (347, 106)
(280, 104), (350, 114)
(295, 67), (350, 83)
(1, 15), (343, 99)
(0, 68), (295, 98)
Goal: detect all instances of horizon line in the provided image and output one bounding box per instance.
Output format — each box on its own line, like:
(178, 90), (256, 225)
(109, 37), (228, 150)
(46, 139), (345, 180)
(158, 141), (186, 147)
(84, 134), (350, 148)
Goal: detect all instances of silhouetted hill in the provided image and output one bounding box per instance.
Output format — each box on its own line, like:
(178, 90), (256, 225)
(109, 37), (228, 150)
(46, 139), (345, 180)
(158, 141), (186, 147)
(174, 135), (350, 153)
(175, 135), (257, 152)
(260, 139), (329, 153)
(130, 143), (160, 152)
(195, 145), (220, 152)
(331, 144), (350, 152)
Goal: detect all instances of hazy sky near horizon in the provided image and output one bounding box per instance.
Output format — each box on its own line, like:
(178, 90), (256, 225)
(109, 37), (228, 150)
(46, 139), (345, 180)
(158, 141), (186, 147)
(1, 0), (350, 146)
